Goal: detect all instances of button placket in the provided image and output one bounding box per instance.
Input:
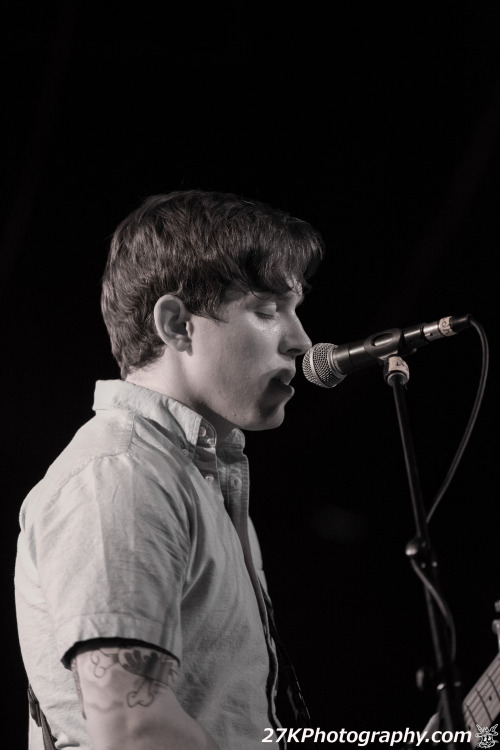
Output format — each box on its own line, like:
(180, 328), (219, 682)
(195, 423), (219, 489)
(230, 475), (242, 490)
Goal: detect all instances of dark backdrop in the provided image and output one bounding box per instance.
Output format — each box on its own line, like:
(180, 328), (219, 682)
(2, 1), (499, 742)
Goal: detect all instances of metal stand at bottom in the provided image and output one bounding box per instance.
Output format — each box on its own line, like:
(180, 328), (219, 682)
(383, 357), (465, 749)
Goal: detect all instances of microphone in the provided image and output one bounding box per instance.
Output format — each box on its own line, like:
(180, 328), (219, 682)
(302, 314), (472, 388)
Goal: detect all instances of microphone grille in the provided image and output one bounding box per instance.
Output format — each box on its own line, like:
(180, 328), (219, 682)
(302, 343), (344, 388)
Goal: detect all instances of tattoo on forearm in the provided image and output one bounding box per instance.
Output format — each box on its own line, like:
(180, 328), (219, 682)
(76, 646), (179, 710)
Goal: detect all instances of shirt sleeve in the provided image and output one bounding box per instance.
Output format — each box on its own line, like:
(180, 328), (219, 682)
(27, 452), (190, 668)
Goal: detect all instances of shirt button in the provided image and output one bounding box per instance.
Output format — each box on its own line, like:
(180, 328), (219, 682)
(204, 475), (214, 483)
(199, 426), (207, 437)
(230, 476), (242, 489)
(182, 448), (189, 456)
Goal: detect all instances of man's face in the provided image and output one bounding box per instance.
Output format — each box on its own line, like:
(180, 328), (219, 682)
(183, 285), (312, 438)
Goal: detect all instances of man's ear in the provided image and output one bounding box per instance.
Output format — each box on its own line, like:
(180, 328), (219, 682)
(154, 295), (192, 352)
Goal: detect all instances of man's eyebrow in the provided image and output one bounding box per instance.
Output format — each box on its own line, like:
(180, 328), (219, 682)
(276, 291), (305, 305)
(250, 290), (305, 306)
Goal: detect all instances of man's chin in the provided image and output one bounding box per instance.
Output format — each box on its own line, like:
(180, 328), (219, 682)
(241, 407), (286, 432)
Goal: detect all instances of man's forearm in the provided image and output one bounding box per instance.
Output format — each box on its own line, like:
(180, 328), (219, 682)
(83, 705), (220, 750)
(81, 692), (221, 750)
(71, 641), (221, 750)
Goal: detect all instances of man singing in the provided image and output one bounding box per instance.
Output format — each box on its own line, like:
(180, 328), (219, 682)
(15, 190), (324, 749)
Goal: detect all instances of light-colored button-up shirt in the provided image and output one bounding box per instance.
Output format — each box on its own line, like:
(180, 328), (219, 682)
(15, 380), (279, 749)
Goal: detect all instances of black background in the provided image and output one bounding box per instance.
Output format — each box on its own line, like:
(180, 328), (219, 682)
(2, 0), (499, 743)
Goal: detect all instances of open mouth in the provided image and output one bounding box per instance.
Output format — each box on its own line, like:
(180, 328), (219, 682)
(271, 377), (294, 393)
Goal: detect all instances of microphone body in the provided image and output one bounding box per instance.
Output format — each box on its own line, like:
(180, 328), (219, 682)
(303, 314), (472, 388)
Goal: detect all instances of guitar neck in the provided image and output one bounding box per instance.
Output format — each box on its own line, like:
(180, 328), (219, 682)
(462, 653), (500, 746)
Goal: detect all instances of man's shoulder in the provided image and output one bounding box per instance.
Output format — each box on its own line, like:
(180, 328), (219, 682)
(20, 407), (191, 524)
(46, 407), (136, 481)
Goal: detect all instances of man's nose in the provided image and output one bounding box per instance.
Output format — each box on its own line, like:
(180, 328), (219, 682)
(281, 317), (312, 358)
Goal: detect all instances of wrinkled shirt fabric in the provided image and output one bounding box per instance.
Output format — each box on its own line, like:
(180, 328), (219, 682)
(15, 380), (280, 749)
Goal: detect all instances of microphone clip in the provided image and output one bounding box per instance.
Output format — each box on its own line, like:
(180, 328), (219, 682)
(383, 356), (410, 386)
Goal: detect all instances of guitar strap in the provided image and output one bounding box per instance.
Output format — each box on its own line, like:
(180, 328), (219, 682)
(27, 684), (57, 750)
(260, 584), (311, 727)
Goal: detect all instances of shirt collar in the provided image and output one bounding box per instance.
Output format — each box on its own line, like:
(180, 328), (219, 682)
(92, 379), (245, 454)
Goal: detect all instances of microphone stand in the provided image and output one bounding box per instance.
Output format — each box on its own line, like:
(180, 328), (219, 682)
(383, 356), (464, 749)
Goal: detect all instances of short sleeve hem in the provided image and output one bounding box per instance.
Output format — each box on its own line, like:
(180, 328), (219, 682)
(57, 613), (183, 669)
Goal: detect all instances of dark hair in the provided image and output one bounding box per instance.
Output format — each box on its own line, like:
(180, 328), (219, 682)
(101, 190), (324, 378)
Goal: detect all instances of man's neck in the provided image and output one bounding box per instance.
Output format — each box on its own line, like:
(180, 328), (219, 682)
(125, 370), (237, 442)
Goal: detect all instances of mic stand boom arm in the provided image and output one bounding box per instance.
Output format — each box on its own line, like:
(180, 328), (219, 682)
(383, 356), (464, 748)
